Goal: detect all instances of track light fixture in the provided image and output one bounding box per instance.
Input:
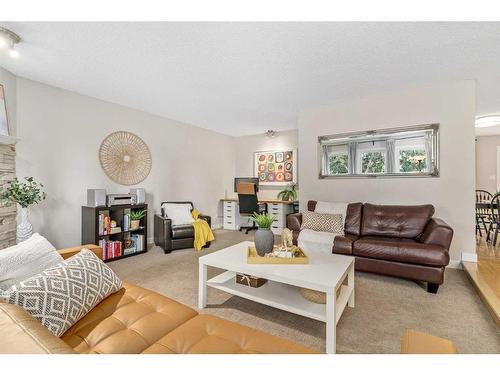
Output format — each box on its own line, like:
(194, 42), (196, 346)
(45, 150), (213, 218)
(0, 26), (21, 59)
(266, 130), (277, 138)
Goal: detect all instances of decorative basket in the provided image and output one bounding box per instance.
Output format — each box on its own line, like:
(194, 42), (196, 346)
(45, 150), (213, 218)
(236, 273), (267, 288)
(300, 288), (326, 304)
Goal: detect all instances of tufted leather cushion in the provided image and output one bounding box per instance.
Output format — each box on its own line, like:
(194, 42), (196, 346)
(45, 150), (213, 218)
(353, 236), (449, 267)
(171, 225), (195, 239)
(61, 282), (316, 354)
(61, 282), (198, 354)
(308, 201), (363, 235)
(142, 314), (317, 354)
(361, 203), (434, 239)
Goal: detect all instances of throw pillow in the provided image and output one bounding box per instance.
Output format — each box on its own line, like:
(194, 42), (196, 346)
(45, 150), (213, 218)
(4, 249), (123, 337)
(0, 233), (63, 291)
(162, 203), (195, 225)
(300, 211), (345, 235)
(314, 201), (348, 219)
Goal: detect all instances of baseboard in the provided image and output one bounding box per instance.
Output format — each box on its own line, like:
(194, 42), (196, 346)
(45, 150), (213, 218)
(447, 260), (462, 269)
(462, 252), (478, 263)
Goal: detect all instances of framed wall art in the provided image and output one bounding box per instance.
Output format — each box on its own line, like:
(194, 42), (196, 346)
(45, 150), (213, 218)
(254, 149), (297, 186)
(0, 85), (9, 136)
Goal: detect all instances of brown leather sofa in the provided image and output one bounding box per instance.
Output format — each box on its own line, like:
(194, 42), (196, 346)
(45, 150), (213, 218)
(0, 245), (316, 354)
(287, 200), (453, 293)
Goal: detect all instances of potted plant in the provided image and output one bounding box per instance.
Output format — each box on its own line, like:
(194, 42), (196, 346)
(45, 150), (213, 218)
(277, 183), (297, 201)
(130, 209), (147, 230)
(252, 212), (276, 256)
(1, 177), (46, 243)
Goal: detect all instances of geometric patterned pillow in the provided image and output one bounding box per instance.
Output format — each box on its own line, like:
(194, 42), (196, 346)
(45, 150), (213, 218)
(4, 249), (122, 337)
(300, 211), (345, 235)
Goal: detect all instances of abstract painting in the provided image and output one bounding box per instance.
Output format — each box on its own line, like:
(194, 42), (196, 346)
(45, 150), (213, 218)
(254, 149), (297, 186)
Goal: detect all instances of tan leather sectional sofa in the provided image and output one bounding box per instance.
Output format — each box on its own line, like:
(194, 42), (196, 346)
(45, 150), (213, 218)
(0, 245), (316, 354)
(0, 245), (459, 354)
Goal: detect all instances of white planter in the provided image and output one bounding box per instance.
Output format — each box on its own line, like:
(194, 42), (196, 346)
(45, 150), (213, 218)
(17, 207), (33, 243)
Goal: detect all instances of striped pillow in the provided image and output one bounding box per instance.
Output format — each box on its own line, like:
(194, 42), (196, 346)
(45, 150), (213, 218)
(300, 211), (344, 235)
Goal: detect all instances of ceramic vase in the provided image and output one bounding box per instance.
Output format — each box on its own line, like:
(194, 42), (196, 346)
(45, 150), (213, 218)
(254, 228), (274, 256)
(17, 207), (33, 243)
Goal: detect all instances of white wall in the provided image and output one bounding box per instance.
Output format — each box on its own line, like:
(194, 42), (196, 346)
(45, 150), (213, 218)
(233, 130), (298, 200)
(16, 78), (235, 248)
(0, 67), (17, 136)
(475, 135), (500, 194)
(298, 81), (476, 261)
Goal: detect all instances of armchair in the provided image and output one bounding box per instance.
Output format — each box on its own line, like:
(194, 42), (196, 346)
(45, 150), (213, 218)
(154, 201), (211, 253)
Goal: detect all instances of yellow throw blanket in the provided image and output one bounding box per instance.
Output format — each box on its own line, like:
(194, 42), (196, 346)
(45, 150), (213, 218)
(192, 209), (215, 251)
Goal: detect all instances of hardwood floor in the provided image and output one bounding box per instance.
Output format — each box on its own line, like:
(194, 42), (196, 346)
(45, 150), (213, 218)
(463, 237), (500, 326)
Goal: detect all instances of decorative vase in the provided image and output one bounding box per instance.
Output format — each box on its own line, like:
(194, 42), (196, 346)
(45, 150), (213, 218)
(130, 220), (140, 230)
(17, 207), (33, 243)
(254, 228), (274, 256)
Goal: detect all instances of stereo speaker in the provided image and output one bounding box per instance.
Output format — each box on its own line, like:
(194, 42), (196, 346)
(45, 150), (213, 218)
(87, 189), (106, 207)
(129, 188), (146, 204)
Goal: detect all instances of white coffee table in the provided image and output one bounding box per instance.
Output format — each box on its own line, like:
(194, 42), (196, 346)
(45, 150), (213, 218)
(198, 241), (355, 354)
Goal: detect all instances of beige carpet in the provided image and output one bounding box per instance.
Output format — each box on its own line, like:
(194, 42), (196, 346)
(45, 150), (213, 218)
(109, 230), (500, 354)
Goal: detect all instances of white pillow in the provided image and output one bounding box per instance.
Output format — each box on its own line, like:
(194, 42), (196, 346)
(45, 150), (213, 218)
(0, 233), (63, 291)
(314, 201), (348, 221)
(162, 203), (195, 226)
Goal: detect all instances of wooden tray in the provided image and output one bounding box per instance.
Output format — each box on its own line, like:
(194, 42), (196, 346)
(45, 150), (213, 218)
(247, 246), (309, 264)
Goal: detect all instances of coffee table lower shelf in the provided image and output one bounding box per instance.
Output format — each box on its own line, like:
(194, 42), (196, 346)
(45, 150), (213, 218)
(206, 270), (352, 325)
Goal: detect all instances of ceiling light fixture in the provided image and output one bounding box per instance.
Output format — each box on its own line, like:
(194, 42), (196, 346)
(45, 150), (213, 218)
(0, 26), (21, 59)
(266, 130), (277, 138)
(475, 114), (500, 128)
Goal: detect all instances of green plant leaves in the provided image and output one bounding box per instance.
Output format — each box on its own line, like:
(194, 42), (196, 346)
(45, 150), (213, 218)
(130, 209), (147, 220)
(1, 177), (46, 208)
(251, 212), (275, 229)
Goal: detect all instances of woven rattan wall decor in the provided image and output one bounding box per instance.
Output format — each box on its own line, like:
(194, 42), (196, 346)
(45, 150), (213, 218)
(99, 131), (152, 185)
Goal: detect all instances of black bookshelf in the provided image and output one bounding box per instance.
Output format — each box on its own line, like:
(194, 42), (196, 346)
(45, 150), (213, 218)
(82, 203), (148, 263)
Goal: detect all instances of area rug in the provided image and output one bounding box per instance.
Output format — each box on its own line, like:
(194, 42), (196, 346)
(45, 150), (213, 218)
(109, 230), (500, 353)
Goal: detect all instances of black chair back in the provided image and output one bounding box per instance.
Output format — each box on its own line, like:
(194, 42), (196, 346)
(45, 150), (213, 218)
(237, 183), (259, 215)
(476, 190), (493, 217)
(490, 193), (500, 223)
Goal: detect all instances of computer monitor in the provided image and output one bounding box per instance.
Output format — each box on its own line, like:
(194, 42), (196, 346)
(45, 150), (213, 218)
(234, 177), (259, 193)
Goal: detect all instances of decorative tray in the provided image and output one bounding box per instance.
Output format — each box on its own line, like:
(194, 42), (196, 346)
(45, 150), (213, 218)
(247, 246), (309, 264)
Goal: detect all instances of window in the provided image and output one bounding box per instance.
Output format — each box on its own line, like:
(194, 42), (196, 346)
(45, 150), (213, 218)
(361, 151), (385, 173)
(318, 124), (439, 178)
(325, 145), (349, 175)
(395, 137), (428, 173)
(356, 140), (387, 174)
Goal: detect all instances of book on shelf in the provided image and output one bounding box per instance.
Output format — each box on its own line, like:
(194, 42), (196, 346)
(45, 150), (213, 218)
(98, 213), (104, 236)
(99, 239), (123, 260)
(110, 227), (122, 234)
(130, 234), (144, 252)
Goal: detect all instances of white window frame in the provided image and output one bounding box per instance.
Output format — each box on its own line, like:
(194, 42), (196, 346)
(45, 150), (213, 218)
(356, 147), (387, 174)
(327, 149), (349, 175)
(395, 144), (427, 173)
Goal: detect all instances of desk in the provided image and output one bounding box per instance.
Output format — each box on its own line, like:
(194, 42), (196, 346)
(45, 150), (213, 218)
(221, 199), (298, 234)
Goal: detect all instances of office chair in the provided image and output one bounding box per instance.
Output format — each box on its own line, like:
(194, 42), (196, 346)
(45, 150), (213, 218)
(237, 182), (267, 234)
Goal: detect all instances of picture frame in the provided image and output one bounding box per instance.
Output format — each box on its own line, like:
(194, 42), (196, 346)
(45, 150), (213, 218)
(253, 149), (297, 186)
(0, 85), (9, 137)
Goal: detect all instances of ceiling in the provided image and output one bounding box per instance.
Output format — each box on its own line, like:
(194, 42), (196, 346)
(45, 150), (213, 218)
(1, 22), (500, 136)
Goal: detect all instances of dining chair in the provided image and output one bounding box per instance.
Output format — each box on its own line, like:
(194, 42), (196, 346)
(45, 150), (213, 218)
(487, 192), (500, 245)
(475, 189), (493, 238)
